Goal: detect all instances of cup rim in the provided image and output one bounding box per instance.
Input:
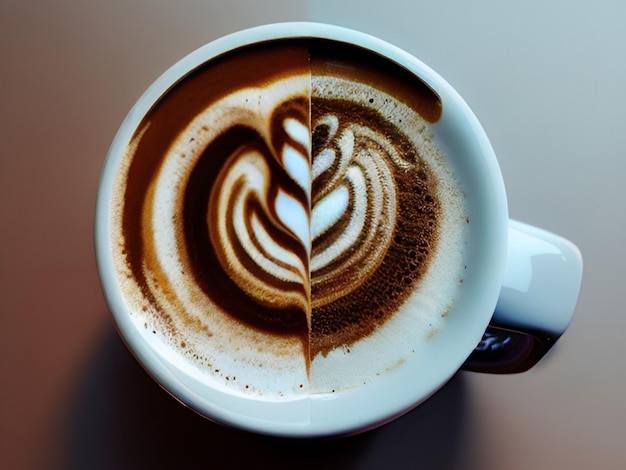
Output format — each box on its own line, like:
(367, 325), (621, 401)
(95, 21), (508, 437)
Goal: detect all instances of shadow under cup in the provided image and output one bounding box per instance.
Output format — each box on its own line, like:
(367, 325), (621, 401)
(95, 23), (508, 437)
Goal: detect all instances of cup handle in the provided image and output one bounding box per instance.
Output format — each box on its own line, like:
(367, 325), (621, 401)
(461, 219), (583, 373)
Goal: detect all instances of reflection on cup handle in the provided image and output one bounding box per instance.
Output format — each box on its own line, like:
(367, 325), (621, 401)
(462, 220), (583, 374)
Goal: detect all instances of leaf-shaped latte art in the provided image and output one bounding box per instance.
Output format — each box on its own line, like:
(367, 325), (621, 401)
(111, 40), (465, 396)
(208, 103), (312, 315)
(310, 117), (399, 307)
(143, 77), (312, 334)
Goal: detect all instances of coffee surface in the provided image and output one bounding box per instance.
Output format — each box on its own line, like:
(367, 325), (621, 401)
(110, 39), (466, 396)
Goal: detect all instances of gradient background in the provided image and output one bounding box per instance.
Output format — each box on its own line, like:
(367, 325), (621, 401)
(1, 1), (624, 468)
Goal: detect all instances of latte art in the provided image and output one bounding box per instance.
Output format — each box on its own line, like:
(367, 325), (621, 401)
(111, 40), (467, 396)
(310, 108), (398, 307)
(202, 81), (312, 324)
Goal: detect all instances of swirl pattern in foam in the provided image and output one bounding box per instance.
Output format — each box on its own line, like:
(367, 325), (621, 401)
(109, 39), (467, 397)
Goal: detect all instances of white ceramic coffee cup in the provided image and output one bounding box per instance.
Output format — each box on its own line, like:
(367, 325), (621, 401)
(95, 22), (583, 437)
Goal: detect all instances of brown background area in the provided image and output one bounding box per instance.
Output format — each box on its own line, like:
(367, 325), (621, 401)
(1, 1), (624, 469)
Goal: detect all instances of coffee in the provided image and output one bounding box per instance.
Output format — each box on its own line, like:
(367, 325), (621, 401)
(109, 39), (467, 397)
